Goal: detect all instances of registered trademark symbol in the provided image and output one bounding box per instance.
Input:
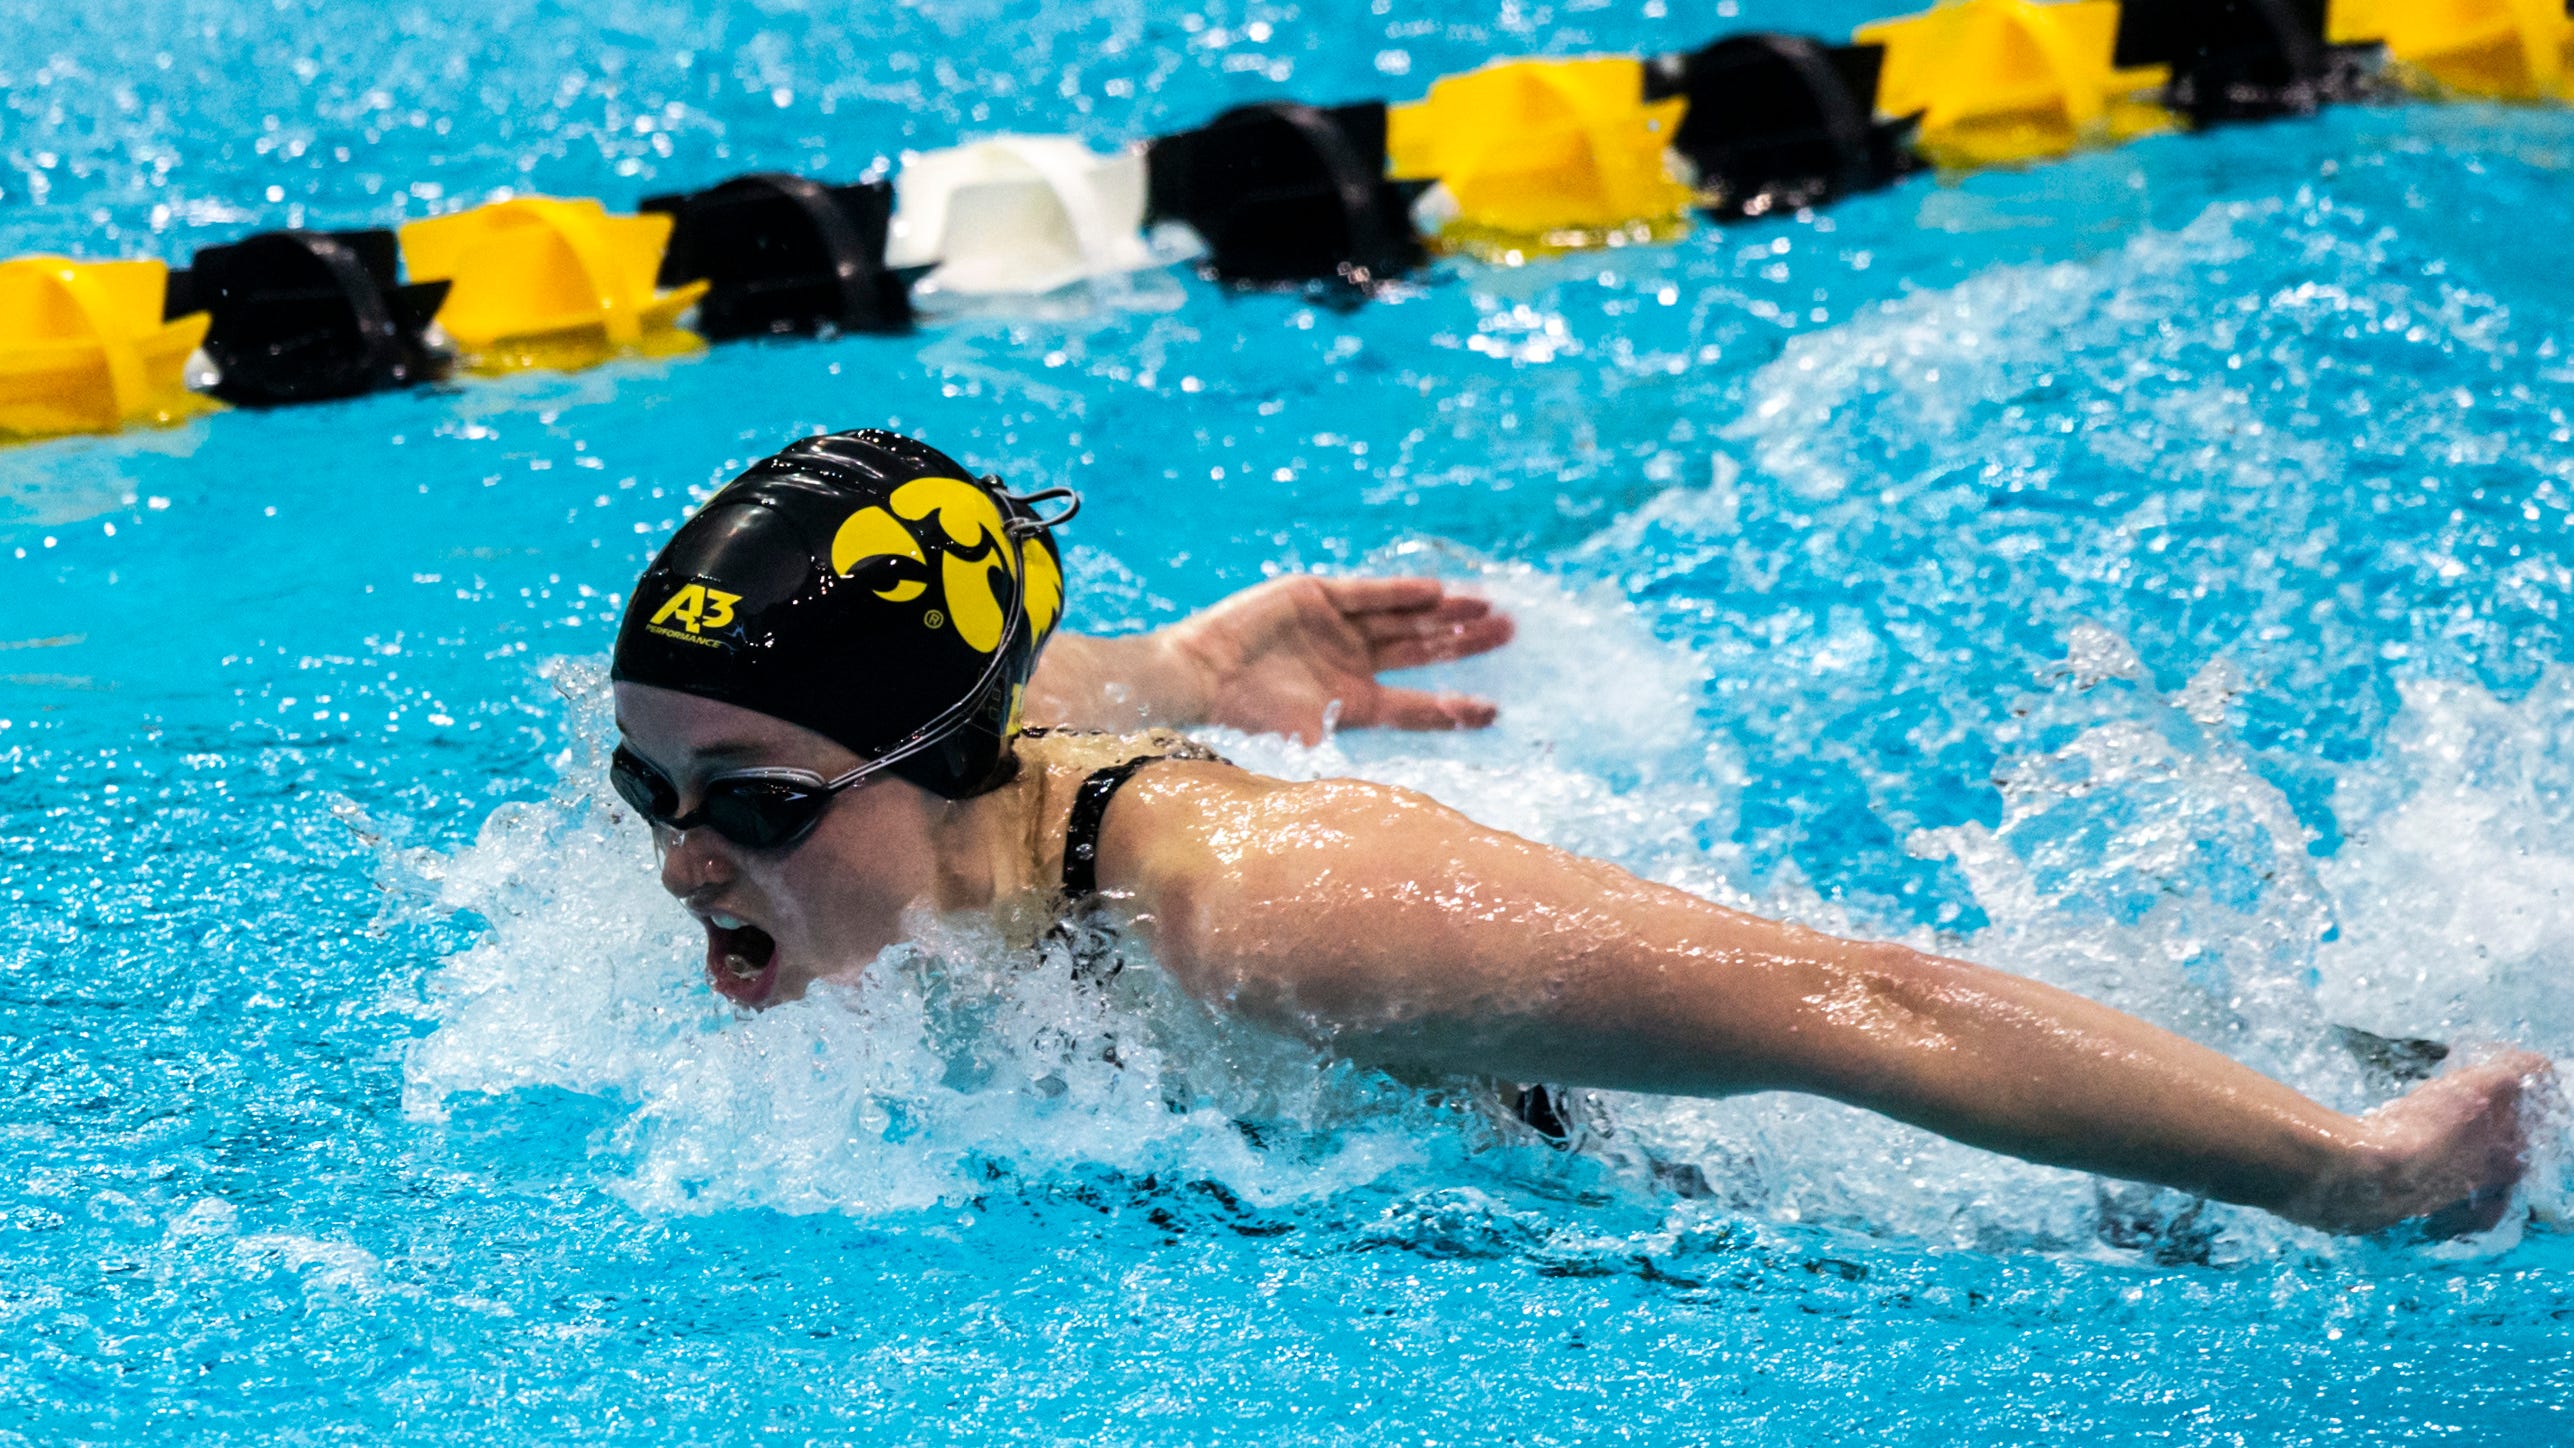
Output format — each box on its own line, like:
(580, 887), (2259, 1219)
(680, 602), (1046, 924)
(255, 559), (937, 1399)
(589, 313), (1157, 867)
(923, 609), (945, 629)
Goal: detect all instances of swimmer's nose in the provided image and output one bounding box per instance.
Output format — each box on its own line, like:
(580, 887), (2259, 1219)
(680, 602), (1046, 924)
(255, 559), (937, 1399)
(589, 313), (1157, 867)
(657, 825), (740, 900)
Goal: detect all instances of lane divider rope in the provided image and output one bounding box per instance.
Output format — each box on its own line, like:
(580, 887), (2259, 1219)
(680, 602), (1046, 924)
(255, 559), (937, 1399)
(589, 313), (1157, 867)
(1, 0), (2563, 442)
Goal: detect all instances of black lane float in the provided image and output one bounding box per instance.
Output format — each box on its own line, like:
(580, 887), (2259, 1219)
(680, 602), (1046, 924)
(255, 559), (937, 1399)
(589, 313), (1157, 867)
(163, 229), (450, 406)
(642, 173), (914, 339)
(1647, 33), (1919, 219)
(2113, 0), (2381, 121)
(1144, 101), (1428, 290)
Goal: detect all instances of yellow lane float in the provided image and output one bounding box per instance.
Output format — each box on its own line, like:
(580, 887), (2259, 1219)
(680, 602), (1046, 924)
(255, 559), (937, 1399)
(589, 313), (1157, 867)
(883, 136), (1173, 297)
(1857, 0), (2176, 168)
(0, 257), (214, 440)
(2332, 0), (2574, 100)
(397, 197), (706, 372)
(1387, 57), (1694, 256)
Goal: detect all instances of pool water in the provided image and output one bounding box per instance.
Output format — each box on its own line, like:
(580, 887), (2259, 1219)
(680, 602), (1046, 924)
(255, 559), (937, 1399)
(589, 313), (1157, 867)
(9, 0), (2574, 1440)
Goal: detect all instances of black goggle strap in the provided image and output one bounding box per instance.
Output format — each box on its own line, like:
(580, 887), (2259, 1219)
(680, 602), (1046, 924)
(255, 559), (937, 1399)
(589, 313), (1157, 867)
(835, 469), (1070, 779)
(994, 478), (1081, 535)
(626, 593), (1028, 826)
(830, 474), (1070, 779)
(623, 469), (1076, 813)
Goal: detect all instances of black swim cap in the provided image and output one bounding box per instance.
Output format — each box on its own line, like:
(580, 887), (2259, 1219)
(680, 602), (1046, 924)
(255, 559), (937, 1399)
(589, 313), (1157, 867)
(611, 429), (1072, 799)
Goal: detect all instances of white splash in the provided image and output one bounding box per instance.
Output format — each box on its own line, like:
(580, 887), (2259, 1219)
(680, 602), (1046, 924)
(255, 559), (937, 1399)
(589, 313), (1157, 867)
(396, 552), (2567, 1257)
(2313, 670), (2574, 1058)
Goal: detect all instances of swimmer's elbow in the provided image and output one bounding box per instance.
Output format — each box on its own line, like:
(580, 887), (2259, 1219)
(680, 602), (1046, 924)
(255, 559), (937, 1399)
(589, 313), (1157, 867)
(1850, 939), (1953, 995)
(1734, 939), (1956, 1080)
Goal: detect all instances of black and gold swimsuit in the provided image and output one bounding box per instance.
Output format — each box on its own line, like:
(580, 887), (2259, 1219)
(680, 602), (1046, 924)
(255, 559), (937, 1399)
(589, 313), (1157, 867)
(1025, 729), (1223, 984)
(1057, 748), (1195, 905)
(1032, 729), (1583, 1146)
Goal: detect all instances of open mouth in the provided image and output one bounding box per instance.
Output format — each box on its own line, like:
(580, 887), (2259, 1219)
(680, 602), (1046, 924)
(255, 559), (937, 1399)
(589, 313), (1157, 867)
(703, 914), (779, 1006)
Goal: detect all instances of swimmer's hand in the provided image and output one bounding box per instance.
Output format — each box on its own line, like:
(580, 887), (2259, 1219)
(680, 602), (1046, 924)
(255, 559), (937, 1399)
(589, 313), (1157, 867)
(1025, 575), (1515, 739)
(1100, 766), (2551, 1240)
(2286, 1049), (2554, 1237)
(1163, 575), (1515, 739)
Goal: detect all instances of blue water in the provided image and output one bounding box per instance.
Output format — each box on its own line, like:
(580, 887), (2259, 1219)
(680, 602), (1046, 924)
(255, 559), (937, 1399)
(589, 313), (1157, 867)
(10, 0), (2574, 1440)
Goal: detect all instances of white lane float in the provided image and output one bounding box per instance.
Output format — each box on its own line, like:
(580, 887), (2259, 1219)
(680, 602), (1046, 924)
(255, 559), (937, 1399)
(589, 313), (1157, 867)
(885, 135), (1193, 297)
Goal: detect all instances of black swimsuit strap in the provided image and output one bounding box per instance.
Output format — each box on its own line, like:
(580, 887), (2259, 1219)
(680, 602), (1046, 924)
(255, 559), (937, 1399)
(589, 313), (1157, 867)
(1060, 754), (1165, 901)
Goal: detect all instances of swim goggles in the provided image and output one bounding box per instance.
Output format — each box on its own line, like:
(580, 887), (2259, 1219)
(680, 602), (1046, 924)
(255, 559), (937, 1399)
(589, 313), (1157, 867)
(608, 745), (876, 851)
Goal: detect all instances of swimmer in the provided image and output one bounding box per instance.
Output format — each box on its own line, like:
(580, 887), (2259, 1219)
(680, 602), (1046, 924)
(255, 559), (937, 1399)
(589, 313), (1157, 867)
(609, 430), (2553, 1238)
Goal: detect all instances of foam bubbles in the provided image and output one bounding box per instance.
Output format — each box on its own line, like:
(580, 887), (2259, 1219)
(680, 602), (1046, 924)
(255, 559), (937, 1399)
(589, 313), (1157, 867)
(395, 567), (1752, 1223)
(2315, 670), (2574, 1059)
(399, 660), (1455, 1217)
(399, 563), (2564, 1259)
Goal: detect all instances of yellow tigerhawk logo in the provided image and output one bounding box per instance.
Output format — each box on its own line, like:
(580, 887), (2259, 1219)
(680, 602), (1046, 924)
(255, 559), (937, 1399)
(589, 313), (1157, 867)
(828, 477), (1063, 654)
(648, 583), (743, 638)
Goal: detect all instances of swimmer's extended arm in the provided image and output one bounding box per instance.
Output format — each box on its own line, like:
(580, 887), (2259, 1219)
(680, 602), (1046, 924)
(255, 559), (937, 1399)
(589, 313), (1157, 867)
(1106, 767), (2546, 1236)
(1022, 575), (1514, 739)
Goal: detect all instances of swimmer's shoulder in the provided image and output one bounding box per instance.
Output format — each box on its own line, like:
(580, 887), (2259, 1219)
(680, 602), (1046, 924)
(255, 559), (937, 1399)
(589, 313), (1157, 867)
(1016, 728), (1261, 893)
(1095, 755), (1671, 927)
(1017, 728), (1422, 824)
(1012, 726), (1489, 894)
(1014, 726), (1226, 779)
(1080, 748), (1465, 889)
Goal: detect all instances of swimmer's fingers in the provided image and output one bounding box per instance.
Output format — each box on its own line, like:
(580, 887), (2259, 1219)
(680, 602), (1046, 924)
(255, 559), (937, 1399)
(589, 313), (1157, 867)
(1372, 620), (1515, 672)
(1314, 575), (1455, 617)
(1348, 592), (1496, 633)
(1323, 577), (1514, 642)
(1359, 686), (1500, 732)
(1346, 592), (1516, 672)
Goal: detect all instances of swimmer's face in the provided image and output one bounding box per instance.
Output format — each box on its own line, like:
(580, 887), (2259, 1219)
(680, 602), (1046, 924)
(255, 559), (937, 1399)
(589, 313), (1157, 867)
(613, 682), (944, 1009)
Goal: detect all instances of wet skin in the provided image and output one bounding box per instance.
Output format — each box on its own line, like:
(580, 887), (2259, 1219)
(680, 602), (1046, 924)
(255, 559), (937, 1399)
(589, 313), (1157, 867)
(616, 677), (2550, 1239)
(614, 569), (2551, 1238)
(1022, 573), (1515, 740)
(616, 685), (943, 1007)
(1092, 762), (2553, 1237)
(616, 572), (1516, 1006)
